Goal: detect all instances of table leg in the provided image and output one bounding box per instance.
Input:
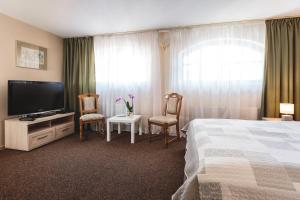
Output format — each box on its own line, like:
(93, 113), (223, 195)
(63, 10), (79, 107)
(139, 119), (142, 135)
(131, 122), (135, 144)
(107, 120), (111, 142)
(118, 123), (121, 134)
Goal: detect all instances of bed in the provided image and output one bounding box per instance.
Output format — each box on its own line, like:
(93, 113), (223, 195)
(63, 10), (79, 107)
(172, 119), (300, 200)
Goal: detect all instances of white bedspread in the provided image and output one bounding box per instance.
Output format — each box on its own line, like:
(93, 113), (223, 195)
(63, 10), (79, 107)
(173, 119), (300, 200)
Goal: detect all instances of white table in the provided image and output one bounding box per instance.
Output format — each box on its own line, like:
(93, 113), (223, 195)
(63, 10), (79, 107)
(107, 115), (142, 144)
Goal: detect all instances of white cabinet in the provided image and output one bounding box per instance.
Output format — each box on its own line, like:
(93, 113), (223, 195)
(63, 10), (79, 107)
(5, 113), (75, 151)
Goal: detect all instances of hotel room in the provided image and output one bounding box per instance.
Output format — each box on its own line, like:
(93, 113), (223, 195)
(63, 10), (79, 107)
(0, 0), (300, 199)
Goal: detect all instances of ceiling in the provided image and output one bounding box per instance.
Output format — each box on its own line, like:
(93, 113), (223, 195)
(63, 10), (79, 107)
(0, 0), (299, 38)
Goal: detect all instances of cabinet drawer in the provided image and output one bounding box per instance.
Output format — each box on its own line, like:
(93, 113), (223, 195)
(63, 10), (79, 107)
(28, 128), (55, 150)
(55, 122), (74, 139)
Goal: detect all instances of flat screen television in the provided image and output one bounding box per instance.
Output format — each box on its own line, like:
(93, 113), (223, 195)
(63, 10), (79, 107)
(8, 80), (64, 116)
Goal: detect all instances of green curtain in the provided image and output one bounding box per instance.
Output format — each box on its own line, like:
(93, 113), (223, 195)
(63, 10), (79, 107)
(63, 37), (95, 124)
(262, 18), (300, 120)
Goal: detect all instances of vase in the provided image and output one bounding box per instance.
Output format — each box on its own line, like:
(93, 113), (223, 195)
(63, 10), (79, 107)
(127, 111), (133, 116)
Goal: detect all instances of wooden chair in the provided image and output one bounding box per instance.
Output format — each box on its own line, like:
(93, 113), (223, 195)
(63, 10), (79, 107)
(148, 93), (183, 147)
(78, 93), (105, 141)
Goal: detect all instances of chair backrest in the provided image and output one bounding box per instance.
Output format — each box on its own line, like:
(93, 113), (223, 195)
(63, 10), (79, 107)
(78, 93), (99, 116)
(163, 93), (183, 120)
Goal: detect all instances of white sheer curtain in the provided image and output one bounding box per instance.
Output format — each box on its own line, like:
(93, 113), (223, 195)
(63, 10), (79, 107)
(94, 31), (161, 130)
(168, 21), (266, 125)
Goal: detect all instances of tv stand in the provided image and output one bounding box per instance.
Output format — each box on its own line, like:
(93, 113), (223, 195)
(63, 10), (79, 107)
(5, 113), (75, 151)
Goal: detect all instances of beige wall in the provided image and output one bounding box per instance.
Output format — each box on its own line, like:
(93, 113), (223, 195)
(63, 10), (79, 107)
(0, 13), (63, 148)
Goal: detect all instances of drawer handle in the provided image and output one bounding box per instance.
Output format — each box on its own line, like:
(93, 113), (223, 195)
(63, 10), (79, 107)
(62, 128), (70, 132)
(37, 135), (48, 140)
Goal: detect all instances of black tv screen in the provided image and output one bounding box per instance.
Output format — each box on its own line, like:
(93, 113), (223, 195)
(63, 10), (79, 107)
(8, 80), (64, 116)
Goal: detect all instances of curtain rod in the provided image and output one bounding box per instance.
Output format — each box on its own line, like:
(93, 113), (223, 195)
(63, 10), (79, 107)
(86, 15), (299, 37)
(93, 19), (264, 37)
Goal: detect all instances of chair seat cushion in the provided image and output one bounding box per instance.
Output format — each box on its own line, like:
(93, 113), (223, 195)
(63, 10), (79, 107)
(80, 113), (104, 121)
(149, 116), (177, 124)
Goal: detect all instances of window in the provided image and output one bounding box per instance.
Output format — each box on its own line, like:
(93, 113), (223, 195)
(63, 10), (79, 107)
(180, 39), (264, 82)
(95, 45), (151, 85)
(94, 31), (162, 119)
(169, 22), (266, 120)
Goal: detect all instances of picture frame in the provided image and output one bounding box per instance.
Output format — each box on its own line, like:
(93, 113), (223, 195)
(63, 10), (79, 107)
(15, 40), (47, 70)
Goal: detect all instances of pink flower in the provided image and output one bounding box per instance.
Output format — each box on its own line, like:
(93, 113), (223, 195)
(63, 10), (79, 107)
(115, 97), (122, 102)
(128, 94), (135, 99)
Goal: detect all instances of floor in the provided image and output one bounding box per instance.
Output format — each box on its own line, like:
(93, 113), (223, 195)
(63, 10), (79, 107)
(0, 132), (186, 200)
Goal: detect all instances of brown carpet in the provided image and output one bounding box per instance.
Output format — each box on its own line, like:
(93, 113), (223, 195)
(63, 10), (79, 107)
(0, 132), (186, 200)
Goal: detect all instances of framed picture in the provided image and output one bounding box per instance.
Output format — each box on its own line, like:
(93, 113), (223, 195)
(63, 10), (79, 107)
(16, 41), (47, 70)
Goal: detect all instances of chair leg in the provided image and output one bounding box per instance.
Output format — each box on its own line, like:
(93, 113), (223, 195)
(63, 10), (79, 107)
(102, 118), (106, 134)
(164, 126), (169, 148)
(95, 123), (99, 134)
(148, 121), (152, 143)
(176, 122), (180, 141)
(99, 119), (105, 135)
(80, 121), (84, 142)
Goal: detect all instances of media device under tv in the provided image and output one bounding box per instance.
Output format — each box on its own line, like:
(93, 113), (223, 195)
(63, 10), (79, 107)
(8, 80), (64, 121)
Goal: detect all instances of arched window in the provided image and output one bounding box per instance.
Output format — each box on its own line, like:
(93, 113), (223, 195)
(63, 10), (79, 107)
(169, 22), (266, 120)
(179, 38), (264, 83)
